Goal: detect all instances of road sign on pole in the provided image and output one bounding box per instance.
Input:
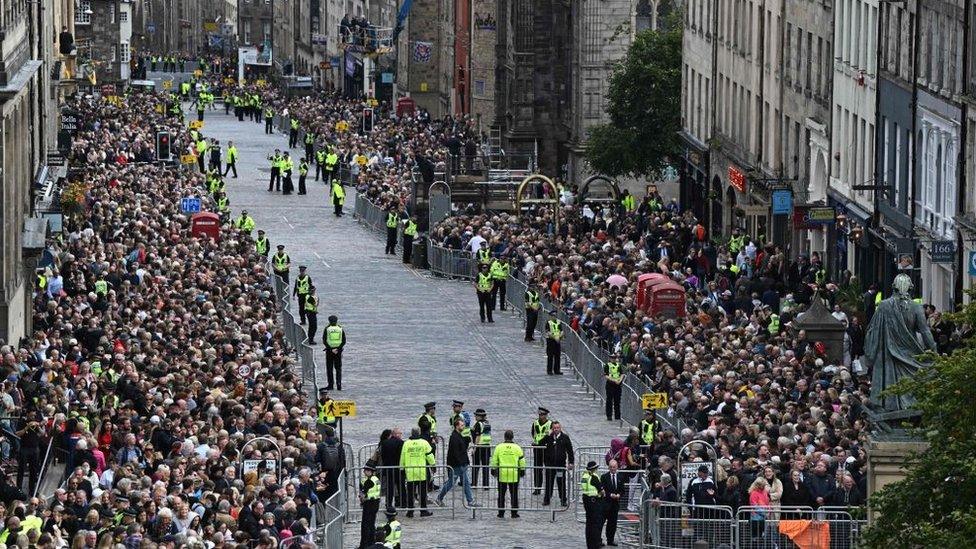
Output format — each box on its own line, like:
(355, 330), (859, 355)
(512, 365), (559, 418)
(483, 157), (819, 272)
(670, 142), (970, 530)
(323, 400), (357, 417)
(180, 197), (202, 213)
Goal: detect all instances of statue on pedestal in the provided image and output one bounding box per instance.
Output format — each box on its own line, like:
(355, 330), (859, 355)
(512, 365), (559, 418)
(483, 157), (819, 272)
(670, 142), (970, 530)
(864, 274), (937, 417)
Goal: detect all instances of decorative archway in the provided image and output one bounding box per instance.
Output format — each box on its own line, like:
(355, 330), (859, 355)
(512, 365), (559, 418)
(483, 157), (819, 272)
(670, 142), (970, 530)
(725, 185), (738, 234)
(578, 174), (621, 206)
(515, 174), (561, 230)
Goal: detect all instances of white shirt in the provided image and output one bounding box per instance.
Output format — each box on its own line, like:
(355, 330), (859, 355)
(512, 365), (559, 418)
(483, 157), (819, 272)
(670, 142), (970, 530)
(466, 235), (486, 252)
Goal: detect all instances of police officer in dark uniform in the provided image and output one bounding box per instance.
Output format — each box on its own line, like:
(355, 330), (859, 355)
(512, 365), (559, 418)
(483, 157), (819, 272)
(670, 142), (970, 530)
(524, 281), (542, 341)
(418, 402), (439, 490)
(545, 312), (564, 375)
(359, 460), (381, 548)
(293, 266), (312, 324)
(581, 461), (605, 549)
(254, 229), (270, 258)
(272, 244), (291, 284)
(470, 408), (492, 489)
(604, 352), (625, 421)
(323, 315), (345, 390)
(475, 263), (494, 323)
(268, 149), (282, 192)
(384, 206), (399, 255)
(304, 285), (319, 344)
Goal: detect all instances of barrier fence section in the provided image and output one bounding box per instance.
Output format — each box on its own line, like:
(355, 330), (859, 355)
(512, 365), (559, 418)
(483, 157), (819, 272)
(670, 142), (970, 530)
(346, 464), (460, 521)
(268, 263), (320, 400)
(465, 464), (571, 522)
(353, 194), (402, 254)
(319, 470), (347, 549)
(638, 502), (866, 549)
(427, 243), (476, 279)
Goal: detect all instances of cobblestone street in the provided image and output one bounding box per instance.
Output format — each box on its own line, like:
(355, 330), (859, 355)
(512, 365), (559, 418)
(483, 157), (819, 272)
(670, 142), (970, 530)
(200, 108), (629, 547)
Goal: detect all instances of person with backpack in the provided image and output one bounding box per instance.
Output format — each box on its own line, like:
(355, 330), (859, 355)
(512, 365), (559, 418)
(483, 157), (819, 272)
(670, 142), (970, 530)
(317, 427), (346, 501)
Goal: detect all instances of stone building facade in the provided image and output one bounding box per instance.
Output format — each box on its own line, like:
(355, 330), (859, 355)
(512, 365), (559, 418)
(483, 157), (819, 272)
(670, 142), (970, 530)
(76, 0), (133, 84)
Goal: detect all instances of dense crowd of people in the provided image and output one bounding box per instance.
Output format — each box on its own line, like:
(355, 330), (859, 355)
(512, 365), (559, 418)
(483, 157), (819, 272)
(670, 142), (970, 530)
(428, 192), (893, 513)
(0, 91), (357, 548)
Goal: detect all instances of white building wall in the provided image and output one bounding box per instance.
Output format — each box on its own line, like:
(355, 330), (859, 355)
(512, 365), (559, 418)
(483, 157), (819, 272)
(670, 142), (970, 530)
(681, 0), (713, 145)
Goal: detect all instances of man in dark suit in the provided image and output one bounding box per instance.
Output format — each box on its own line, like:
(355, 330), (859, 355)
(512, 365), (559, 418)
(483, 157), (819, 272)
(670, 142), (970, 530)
(541, 421), (574, 507)
(378, 428), (406, 512)
(601, 459), (624, 546)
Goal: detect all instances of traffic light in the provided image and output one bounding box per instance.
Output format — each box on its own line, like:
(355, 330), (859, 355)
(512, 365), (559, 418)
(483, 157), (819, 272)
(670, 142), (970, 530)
(362, 108), (374, 133)
(156, 131), (172, 161)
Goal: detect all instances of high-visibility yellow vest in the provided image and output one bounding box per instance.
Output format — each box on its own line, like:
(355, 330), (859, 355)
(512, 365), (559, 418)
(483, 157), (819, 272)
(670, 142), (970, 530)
(768, 314), (780, 335)
(475, 420), (491, 445)
(580, 471), (599, 497)
(316, 150), (327, 164)
(477, 272), (493, 292)
(387, 212), (399, 228)
(526, 290), (541, 310)
(255, 237), (269, 255)
(94, 280), (108, 296)
(477, 248), (492, 264)
(490, 260), (509, 281)
(404, 221), (418, 237)
(875, 291), (883, 305)
(296, 275), (311, 294)
(490, 442), (525, 483)
(317, 401), (336, 424)
(37, 274), (47, 290)
(384, 520), (401, 545)
(420, 413), (437, 436)
(640, 418), (656, 445)
(304, 295), (318, 312)
(547, 319), (562, 341)
(606, 361), (623, 383)
(362, 475), (381, 500)
(532, 419), (552, 444)
(290, 118), (299, 130)
(325, 325), (344, 348)
(227, 146), (238, 162)
(332, 182), (346, 201)
(621, 195), (636, 212)
(273, 253), (289, 272)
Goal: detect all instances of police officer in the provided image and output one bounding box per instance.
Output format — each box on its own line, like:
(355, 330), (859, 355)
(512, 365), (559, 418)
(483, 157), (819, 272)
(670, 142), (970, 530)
(401, 215), (418, 265)
(272, 244), (291, 284)
(524, 281), (542, 341)
(234, 210), (255, 235)
(208, 139), (222, 171)
(581, 461), (605, 549)
(378, 509), (401, 548)
(224, 140), (238, 178)
(476, 242), (492, 268)
(604, 352), (624, 421)
(359, 460), (381, 548)
(315, 147), (328, 181)
(490, 255), (510, 311)
(254, 229), (270, 258)
(331, 179), (346, 216)
(293, 266), (312, 324)
(490, 429), (525, 518)
(264, 105), (275, 134)
(289, 116), (300, 148)
(304, 285), (320, 344)
(448, 400), (470, 439)
(546, 313), (564, 375)
(530, 407), (551, 494)
(470, 409), (491, 489)
(639, 408), (657, 446)
(195, 137), (208, 173)
(323, 315), (345, 390)
(298, 157), (310, 195)
(282, 152), (294, 195)
(475, 263), (494, 323)
(268, 149), (282, 192)
(304, 130), (316, 159)
(384, 206), (399, 255)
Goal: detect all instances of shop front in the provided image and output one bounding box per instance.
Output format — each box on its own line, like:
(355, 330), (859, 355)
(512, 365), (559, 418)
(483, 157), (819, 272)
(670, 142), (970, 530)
(678, 132), (709, 227)
(826, 190), (876, 286)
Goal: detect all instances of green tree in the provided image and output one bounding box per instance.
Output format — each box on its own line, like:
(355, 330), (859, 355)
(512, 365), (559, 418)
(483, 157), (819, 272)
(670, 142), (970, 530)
(584, 15), (682, 179)
(862, 297), (976, 547)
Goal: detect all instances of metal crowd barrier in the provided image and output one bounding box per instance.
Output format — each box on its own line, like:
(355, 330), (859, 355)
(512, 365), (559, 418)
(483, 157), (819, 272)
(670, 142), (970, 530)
(267, 260), (320, 400)
(320, 470), (347, 549)
(465, 464), (572, 522)
(640, 501), (736, 549)
(346, 465), (459, 521)
(427, 243), (475, 279)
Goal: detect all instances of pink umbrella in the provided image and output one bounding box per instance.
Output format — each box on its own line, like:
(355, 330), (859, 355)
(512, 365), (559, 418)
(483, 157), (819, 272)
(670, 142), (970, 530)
(606, 274), (628, 288)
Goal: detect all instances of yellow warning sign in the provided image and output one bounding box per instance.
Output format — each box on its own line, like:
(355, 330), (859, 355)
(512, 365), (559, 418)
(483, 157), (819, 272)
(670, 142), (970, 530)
(642, 392), (668, 410)
(180, 154), (197, 165)
(323, 400), (357, 417)
(189, 120), (204, 130)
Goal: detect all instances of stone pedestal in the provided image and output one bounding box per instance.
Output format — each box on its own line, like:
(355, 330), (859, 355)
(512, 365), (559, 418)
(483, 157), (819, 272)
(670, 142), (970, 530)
(793, 292), (846, 365)
(866, 435), (928, 523)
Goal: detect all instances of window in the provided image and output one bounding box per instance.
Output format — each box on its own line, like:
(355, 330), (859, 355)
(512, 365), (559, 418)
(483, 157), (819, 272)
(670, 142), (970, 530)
(110, 3), (115, 23)
(120, 10), (128, 23)
(76, 0), (91, 24)
(243, 19), (251, 44)
(120, 42), (130, 63)
(263, 21), (271, 42)
(474, 80), (485, 96)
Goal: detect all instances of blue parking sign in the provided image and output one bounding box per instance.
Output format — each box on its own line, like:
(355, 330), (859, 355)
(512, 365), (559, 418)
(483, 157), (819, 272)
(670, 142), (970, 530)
(181, 197), (201, 213)
(969, 251), (976, 276)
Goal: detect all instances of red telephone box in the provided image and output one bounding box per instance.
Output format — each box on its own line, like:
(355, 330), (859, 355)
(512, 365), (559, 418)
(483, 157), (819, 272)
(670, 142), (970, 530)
(648, 281), (687, 318)
(636, 273), (670, 309)
(190, 212), (221, 240)
(396, 97), (416, 117)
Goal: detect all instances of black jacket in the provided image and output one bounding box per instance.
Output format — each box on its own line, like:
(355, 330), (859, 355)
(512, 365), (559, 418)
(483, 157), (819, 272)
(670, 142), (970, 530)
(445, 430), (470, 467)
(781, 480), (813, 507)
(541, 432), (574, 467)
(378, 437), (404, 467)
(601, 471), (625, 501)
(685, 476), (717, 505)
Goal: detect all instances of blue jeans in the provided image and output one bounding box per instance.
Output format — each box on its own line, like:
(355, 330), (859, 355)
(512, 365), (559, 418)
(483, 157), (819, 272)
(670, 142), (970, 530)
(437, 464), (474, 504)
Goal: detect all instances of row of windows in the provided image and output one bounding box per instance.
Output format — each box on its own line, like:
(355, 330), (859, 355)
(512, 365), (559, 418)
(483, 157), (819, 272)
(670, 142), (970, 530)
(784, 23), (831, 100)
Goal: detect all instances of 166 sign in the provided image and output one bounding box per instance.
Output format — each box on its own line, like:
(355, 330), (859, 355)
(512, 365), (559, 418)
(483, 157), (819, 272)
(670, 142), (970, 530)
(930, 240), (956, 263)
(728, 166), (746, 193)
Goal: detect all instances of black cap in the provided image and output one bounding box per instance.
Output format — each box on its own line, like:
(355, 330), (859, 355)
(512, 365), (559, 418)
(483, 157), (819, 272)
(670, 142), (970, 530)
(424, 401), (436, 410)
(586, 461), (599, 471)
(277, 244), (285, 250)
(328, 315), (338, 323)
(299, 265), (307, 270)
(698, 465), (709, 473)
(452, 400), (463, 407)
(258, 229), (265, 233)
(364, 459), (377, 471)
(385, 509), (398, 518)
(538, 407), (549, 415)
(474, 408), (487, 416)
(644, 408), (654, 415)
